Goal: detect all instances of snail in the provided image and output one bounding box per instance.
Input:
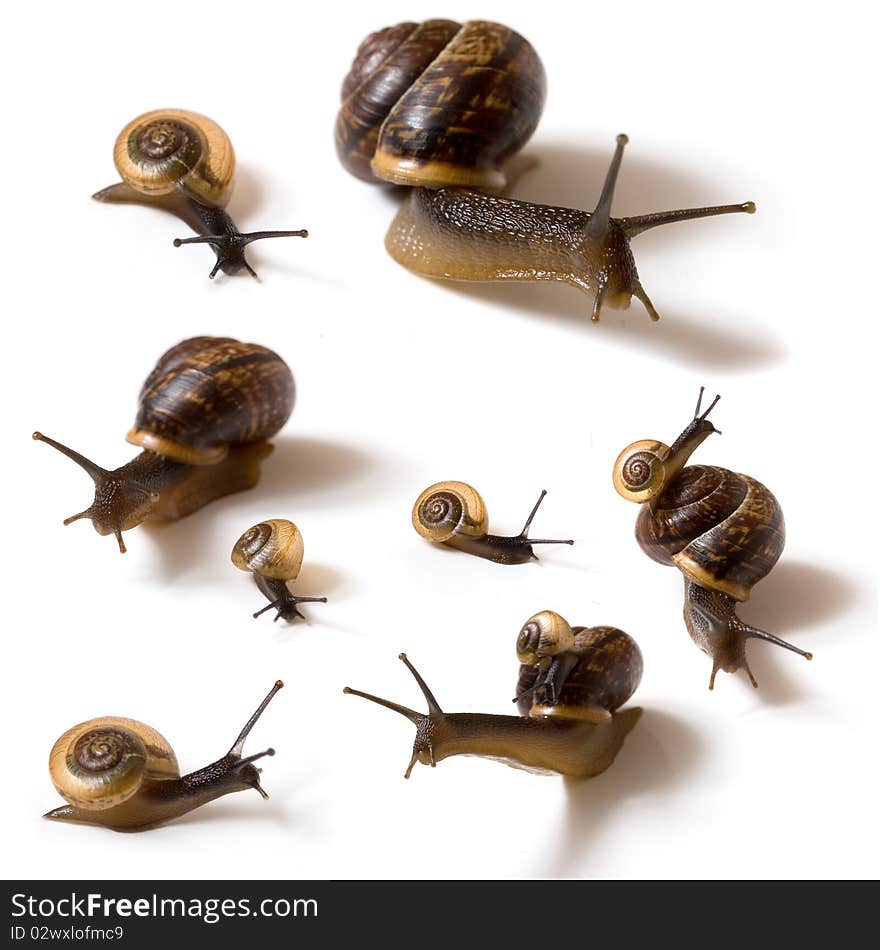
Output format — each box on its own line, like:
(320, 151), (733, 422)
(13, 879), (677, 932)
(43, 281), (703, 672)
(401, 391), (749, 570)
(45, 680), (283, 831)
(231, 519), (327, 622)
(613, 388), (813, 689)
(343, 612), (642, 778)
(412, 482), (573, 564)
(33, 336), (294, 553)
(94, 109), (308, 278)
(336, 20), (755, 321)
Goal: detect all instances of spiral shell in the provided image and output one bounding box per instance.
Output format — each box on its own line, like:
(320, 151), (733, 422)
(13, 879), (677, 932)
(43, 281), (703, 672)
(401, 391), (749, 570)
(112, 109), (236, 208)
(412, 481), (488, 542)
(516, 610), (576, 665)
(635, 465), (785, 602)
(336, 20), (546, 188)
(49, 717), (179, 811)
(126, 337), (295, 465)
(516, 626), (643, 722)
(612, 439), (671, 503)
(231, 519), (304, 581)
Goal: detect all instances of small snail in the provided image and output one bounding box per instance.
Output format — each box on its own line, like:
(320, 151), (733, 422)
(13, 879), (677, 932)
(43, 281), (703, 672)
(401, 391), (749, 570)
(412, 482), (573, 564)
(337, 20), (754, 321)
(94, 109), (308, 278)
(343, 612), (642, 778)
(231, 519), (327, 622)
(613, 388), (813, 689)
(45, 680), (283, 831)
(34, 336), (294, 553)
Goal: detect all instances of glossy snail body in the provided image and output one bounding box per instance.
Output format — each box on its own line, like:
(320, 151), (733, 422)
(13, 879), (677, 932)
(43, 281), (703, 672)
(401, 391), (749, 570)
(337, 22), (754, 321)
(613, 389), (812, 688)
(45, 681), (283, 831)
(344, 613), (642, 779)
(34, 337), (294, 553)
(231, 519), (327, 622)
(412, 482), (573, 564)
(94, 109), (307, 278)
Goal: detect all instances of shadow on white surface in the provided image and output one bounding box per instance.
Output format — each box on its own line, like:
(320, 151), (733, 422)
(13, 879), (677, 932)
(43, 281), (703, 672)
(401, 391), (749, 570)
(257, 434), (378, 501)
(439, 282), (783, 370)
(741, 558), (861, 636)
(139, 435), (377, 579)
(542, 708), (703, 877)
(734, 558), (865, 706)
(171, 796), (292, 831)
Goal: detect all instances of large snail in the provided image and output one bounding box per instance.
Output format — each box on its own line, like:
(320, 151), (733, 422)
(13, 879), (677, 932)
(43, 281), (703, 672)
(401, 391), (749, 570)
(45, 680), (283, 831)
(343, 612), (642, 779)
(231, 519), (327, 622)
(336, 20), (755, 321)
(33, 336), (294, 553)
(613, 388), (812, 689)
(94, 109), (308, 278)
(412, 482), (573, 564)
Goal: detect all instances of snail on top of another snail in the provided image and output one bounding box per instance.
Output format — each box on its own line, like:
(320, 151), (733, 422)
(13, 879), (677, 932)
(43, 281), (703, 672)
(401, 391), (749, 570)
(33, 336), (294, 553)
(412, 482), (573, 564)
(336, 19), (755, 321)
(94, 109), (308, 278)
(45, 681), (283, 831)
(344, 611), (642, 779)
(613, 388), (813, 689)
(231, 519), (327, 622)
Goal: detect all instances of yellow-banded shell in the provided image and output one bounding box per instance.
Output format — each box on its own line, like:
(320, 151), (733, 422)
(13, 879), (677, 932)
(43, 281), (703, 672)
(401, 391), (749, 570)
(516, 610), (577, 665)
(231, 519), (304, 580)
(412, 481), (488, 542)
(612, 439), (671, 504)
(49, 717), (179, 811)
(112, 108), (236, 208)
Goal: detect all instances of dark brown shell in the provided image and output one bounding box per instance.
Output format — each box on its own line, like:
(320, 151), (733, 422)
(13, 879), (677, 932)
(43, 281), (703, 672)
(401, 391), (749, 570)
(515, 626), (643, 719)
(335, 19), (546, 188)
(635, 465), (785, 602)
(126, 337), (295, 465)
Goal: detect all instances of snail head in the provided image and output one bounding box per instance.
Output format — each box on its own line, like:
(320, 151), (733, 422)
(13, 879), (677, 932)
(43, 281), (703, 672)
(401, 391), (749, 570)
(33, 432), (159, 553)
(344, 654), (448, 779)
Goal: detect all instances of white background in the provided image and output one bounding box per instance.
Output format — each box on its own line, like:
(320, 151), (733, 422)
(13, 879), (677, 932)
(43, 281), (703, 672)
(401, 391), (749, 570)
(1, 1), (877, 880)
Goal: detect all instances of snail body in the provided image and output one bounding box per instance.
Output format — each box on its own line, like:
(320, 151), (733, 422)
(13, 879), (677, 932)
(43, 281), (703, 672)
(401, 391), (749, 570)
(232, 519), (327, 622)
(338, 22), (754, 321)
(94, 109), (307, 278)
(613, 389), (812, 688)
(344, 613), (642, 779)
(34, 336), (294, 553)
(45, 681), (283, 831)
(412, 482), (573, 564)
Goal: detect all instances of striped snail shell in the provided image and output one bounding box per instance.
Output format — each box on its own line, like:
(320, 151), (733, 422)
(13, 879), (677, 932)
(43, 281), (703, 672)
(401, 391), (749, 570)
(515, 609), (577, 665)
(412, 481), (488, 543)
(336, 19), (547, 188)
(49, 718), (179, 811)
(515, 612), (643, 722)
(231, 519), (304, 581)
(612, 440), (672, 504)
(127, 337), (295, 465)
(634, 465), (785, 602)
(112, 108), (236, 207)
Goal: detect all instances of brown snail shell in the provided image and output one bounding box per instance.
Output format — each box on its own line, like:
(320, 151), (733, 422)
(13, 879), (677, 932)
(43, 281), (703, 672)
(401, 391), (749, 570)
(515, 614), (644, 722)
(112, 108), (236, 208)
(127, 337), (296, 465)
(231, 519), (304, 581)
(49, 718), (179, 811)
(635, 465), (785, 602)
(412, 481), (489, 543)
(336, 19), (546, 188)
